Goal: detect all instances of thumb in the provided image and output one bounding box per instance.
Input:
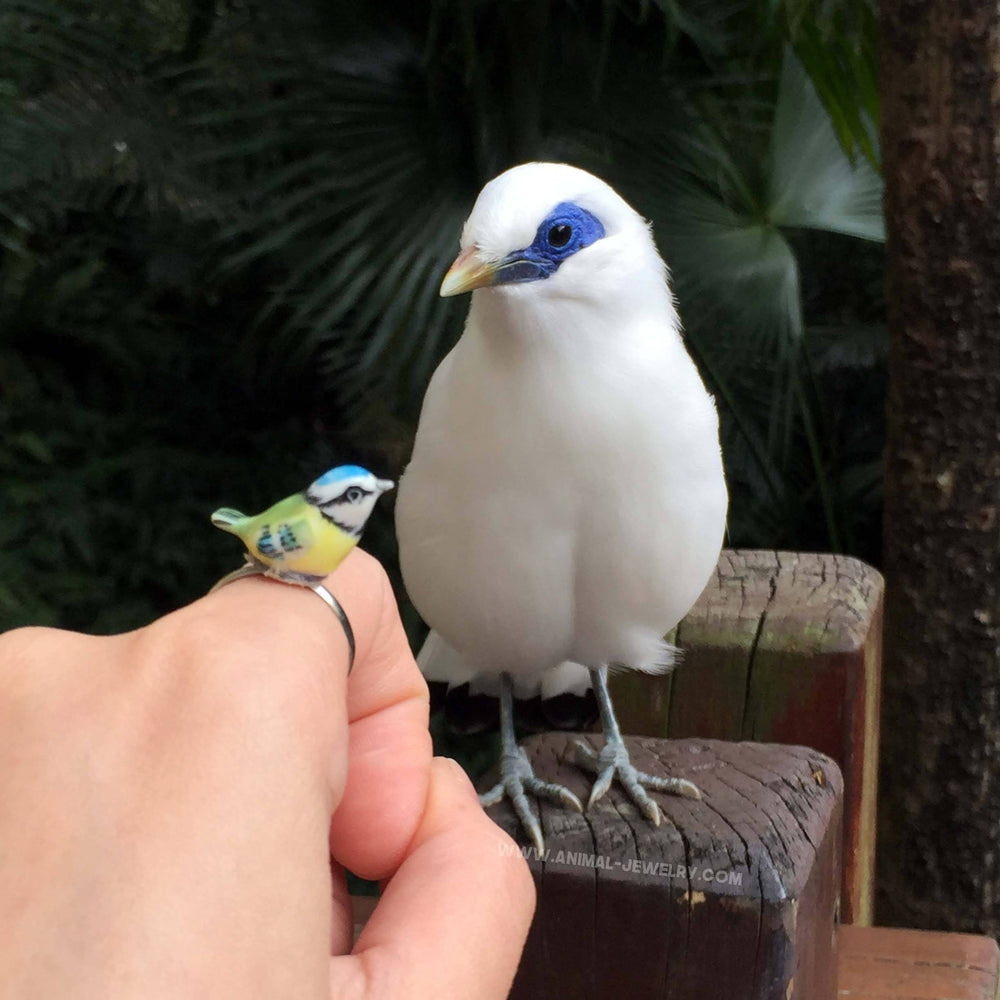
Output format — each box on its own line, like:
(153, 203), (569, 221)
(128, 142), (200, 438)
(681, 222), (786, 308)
(329, 757), (536, 999)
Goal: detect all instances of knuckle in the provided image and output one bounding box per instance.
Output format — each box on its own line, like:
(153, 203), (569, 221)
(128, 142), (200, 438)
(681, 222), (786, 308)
(0, 627), (83, 723)
(0, 626), (56, 668)
(140, 603), (339, 739)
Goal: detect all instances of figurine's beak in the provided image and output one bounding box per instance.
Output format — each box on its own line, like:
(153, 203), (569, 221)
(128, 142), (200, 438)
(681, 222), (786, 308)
(376, 478), (395, 493)
(439, 245), (499, 297)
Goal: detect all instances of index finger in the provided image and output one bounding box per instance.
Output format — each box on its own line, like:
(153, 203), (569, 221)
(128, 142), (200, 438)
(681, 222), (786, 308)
(322, 549), (432, 878)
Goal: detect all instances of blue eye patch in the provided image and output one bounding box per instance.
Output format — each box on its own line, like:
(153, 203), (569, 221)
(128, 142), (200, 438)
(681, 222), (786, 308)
(493, 202), (606, 285)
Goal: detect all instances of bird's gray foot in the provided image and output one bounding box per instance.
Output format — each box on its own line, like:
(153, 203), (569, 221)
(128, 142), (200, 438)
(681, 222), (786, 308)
(480, 744), (583, 854)
(574, 736), (701, 826)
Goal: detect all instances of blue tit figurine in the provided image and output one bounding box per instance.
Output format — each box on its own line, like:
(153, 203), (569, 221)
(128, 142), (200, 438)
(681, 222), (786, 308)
(212, 465), (394, 587)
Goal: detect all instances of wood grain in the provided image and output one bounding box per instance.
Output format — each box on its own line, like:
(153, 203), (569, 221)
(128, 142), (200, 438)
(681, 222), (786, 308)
(612, 550), (883, 925)
(485, 734), (843, 1000)
(348, 900), (1000, 1000)
(837, 925), (1000, 1000)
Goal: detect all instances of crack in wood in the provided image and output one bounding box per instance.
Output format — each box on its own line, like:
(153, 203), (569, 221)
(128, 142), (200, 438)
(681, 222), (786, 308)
(741, 562), (780, 740)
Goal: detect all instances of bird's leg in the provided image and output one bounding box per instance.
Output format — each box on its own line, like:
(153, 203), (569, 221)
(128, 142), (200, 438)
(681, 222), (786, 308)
(479, 672), (583, 854)
(574, 666), (700, 826)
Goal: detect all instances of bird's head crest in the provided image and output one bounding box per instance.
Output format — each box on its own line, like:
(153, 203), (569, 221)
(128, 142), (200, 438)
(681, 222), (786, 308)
(306, 466), (394, 537)
(440, 162), (668, 306)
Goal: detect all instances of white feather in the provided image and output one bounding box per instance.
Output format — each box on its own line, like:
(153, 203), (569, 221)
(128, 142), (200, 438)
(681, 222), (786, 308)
(418, 629), (594, 701)
(416, 628), (477, 686)
(397, 162), (727, 692)
(540, 661), (593, 699)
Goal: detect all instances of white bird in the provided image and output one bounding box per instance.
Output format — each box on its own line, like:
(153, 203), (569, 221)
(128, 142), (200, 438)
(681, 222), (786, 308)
(395, 162), (728, 852)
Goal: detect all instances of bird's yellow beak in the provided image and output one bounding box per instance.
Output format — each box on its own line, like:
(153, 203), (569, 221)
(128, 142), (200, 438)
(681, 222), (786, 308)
(439, 245), (498, 297)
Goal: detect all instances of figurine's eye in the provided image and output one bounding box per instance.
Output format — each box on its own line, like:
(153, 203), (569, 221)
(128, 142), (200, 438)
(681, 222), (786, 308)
(547, 224), (572, 249)
(344, 487), (364, 503)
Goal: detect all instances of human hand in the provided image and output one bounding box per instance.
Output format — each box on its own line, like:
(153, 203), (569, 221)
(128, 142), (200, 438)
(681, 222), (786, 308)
(0, 549), (535, 998)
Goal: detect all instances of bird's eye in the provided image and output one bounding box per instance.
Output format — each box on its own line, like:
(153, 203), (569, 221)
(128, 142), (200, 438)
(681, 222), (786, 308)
(345, 487), (364, 503)
(547, 224), (573, 249)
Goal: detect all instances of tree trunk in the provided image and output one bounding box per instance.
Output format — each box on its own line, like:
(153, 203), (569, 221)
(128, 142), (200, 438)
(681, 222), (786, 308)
(879, 1), (1000, 932)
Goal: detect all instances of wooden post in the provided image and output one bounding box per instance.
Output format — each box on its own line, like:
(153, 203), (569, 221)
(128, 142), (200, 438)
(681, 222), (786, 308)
(610, 550), (882, 925)
(487, 734), (843, 1000)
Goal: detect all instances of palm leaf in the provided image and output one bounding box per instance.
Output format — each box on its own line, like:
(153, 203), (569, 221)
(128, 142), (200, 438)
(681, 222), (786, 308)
(768, 49), (882, 238)
(597, 46), (883, 549)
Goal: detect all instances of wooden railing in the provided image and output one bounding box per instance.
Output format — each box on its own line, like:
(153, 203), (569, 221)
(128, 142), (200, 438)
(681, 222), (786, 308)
(611, 549), (883, 925)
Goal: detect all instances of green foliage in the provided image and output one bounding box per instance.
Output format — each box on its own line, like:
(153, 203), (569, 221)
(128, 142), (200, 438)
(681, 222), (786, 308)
(602, 49), (884, 554)
(777, 0), (879, 164)
(0, 204), (319, 630)
(0, 0), (884, 637)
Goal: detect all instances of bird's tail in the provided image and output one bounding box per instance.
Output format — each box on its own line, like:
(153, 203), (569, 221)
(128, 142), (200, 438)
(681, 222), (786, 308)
(210, 507), (247, 534)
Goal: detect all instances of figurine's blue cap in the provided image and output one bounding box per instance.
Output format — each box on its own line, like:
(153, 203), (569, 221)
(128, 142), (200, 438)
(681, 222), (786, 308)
(314, 465), (371, 485)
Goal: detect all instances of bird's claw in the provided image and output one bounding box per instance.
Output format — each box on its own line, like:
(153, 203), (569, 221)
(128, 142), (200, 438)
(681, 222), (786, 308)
(574, 738), (700, 826)
(480, 745), (583, 854)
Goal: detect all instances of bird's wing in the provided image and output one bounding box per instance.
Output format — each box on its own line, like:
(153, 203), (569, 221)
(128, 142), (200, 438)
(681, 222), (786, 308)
(417, 629), (479, 687)
(254, 514), (315, 560)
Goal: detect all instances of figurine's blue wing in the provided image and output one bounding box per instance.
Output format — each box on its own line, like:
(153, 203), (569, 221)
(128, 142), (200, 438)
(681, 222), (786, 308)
(255, 517), (314, 560)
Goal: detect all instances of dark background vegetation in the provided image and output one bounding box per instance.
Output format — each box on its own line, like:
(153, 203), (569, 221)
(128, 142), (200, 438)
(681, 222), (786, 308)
(1, 0), (882, 641)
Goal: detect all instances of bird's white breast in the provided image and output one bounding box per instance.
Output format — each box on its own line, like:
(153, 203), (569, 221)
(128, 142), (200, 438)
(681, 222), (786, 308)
(396, 292), (728, 680)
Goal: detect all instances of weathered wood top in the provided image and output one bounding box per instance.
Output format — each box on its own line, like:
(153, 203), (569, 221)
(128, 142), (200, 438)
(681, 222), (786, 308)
(615, 549), (884, 746)
(487, 734), (844, 1000)
(487, 733), (842, 901)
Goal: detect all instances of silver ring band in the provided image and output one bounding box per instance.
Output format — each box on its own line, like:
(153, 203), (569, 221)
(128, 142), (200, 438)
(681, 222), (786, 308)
(310, 583), (355, 675)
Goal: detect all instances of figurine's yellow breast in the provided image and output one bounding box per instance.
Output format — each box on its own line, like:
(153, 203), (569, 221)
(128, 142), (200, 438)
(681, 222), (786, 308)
(248, 499), (358, 578)
(282, 510), (357, 576)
